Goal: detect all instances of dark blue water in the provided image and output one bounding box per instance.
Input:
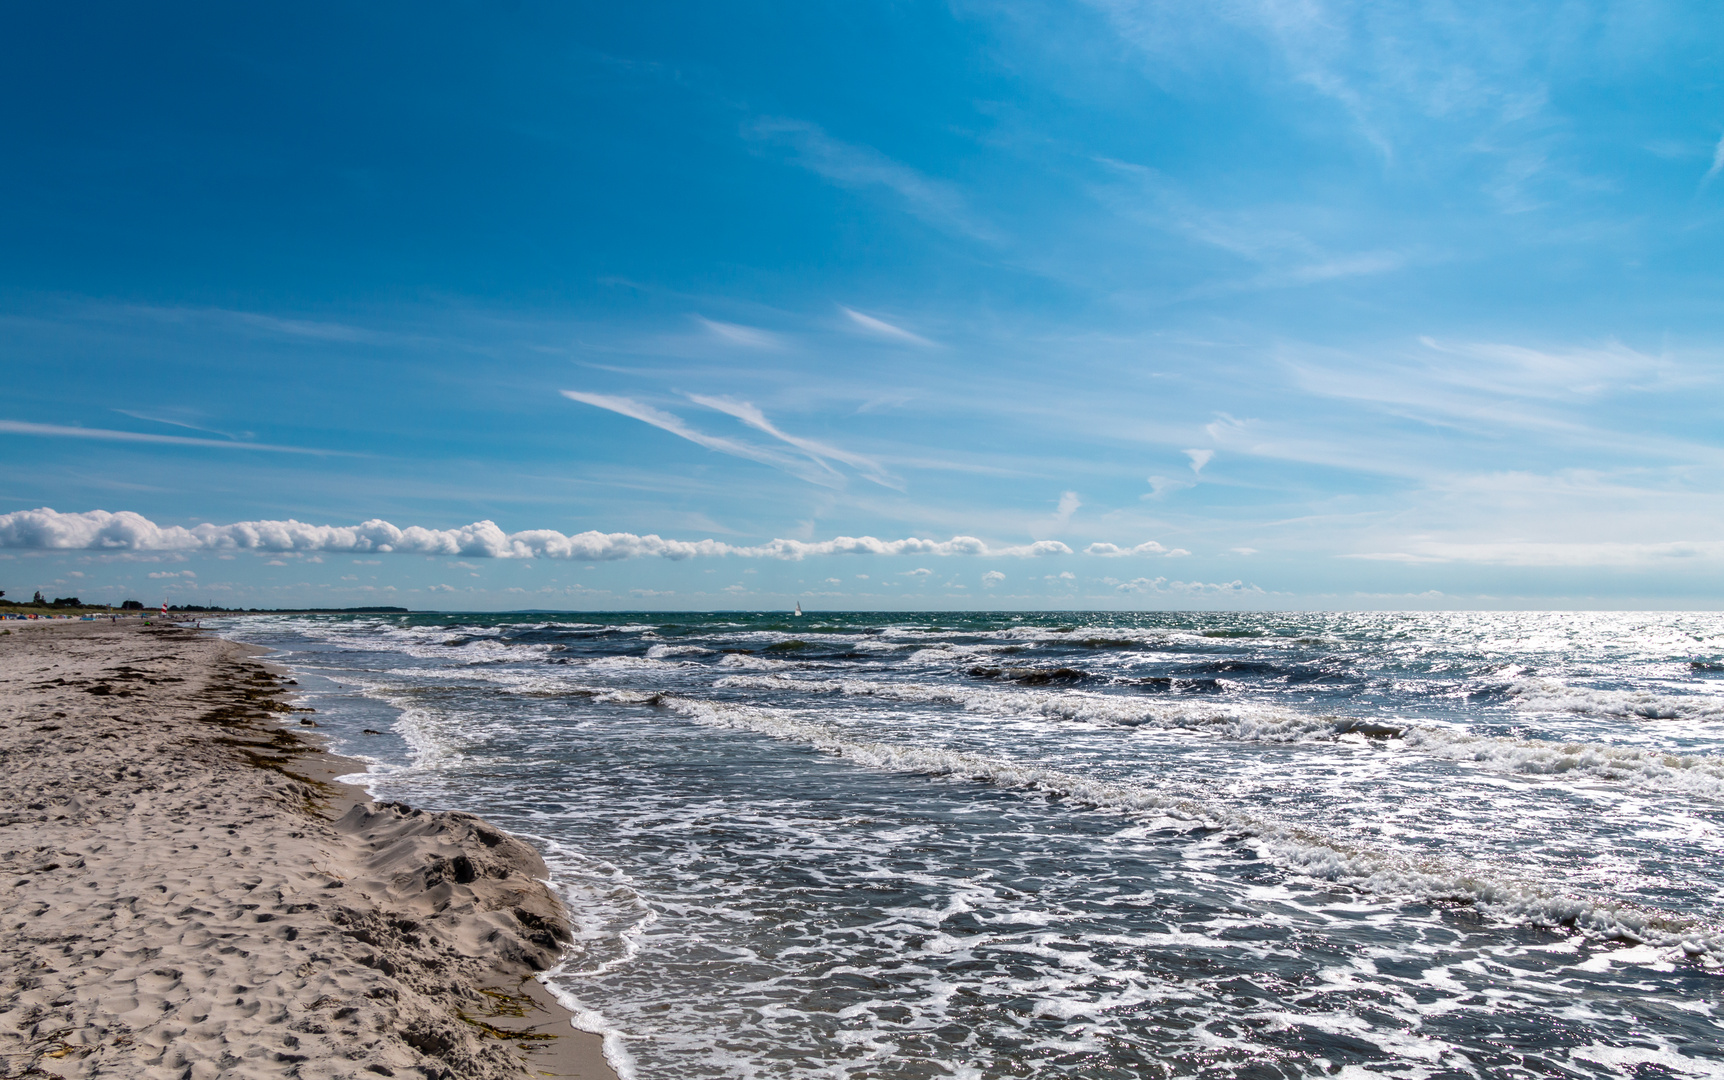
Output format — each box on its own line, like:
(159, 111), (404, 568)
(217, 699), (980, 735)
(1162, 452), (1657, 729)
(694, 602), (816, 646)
(219, 611), (1724, 1079)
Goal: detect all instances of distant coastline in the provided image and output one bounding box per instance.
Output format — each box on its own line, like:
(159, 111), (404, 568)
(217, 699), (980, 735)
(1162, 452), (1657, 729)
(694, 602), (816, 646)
(0, 602), (412, 617)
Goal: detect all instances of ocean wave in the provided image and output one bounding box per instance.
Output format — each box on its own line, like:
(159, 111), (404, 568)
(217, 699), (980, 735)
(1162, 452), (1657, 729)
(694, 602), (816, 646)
(645, 644), (715, 659)
(1401, 726), (1724, 797)
(579, 655), (691, 673)
(906, 643), (1034, 664)
(651, 693), (1724, 966)
(967, 665), (1091, 686)
(717, 652), (799, 671)
(440, 638), (568, 664)
(1509, 679), (1724, 722)
(711, 673), (1373, 742)
(713, 673), (1724, 797)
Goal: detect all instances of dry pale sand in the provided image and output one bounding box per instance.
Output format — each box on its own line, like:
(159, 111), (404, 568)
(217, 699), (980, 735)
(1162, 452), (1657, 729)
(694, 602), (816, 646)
(0, 619), (616, 1080)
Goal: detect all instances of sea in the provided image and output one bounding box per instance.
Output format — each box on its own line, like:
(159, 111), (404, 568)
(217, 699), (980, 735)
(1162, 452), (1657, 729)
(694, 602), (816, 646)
(215, 610), (1724, 1080)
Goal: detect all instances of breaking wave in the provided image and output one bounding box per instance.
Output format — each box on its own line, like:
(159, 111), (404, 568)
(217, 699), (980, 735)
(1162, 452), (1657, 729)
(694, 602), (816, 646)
(712, 673), (1374, 741)
(644, 692), (1724, 965)
(713, 673), (1724, 797)
(1510, 679), (1724, 723)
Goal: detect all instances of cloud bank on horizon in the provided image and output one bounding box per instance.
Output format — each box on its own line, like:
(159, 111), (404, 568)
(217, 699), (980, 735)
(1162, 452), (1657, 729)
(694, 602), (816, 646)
(0, 507), (1181, 561)
(2, 2), (1722, 608)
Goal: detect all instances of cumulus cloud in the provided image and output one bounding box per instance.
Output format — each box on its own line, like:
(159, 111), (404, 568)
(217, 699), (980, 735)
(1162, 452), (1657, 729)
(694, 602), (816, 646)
(981, 570), (1005, 586)
(1085, 541), (1170, 556)
(1114, 577), (1264, 595)
(0, 508), (1091, 563)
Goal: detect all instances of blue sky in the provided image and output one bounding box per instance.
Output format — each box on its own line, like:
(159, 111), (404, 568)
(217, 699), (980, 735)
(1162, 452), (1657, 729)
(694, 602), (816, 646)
(3, 1), (1722, 611)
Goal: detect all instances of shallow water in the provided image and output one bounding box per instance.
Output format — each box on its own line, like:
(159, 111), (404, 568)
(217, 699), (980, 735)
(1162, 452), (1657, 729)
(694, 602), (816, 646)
(218, 611), (1724, 1079)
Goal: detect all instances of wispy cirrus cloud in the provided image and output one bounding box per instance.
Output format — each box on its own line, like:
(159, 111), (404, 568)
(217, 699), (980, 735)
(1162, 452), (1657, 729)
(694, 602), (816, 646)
(745, 117), (1003, 243)
(1050, 491), (1082, 528)
(1087, 0), (1564, 163)
(1281, 337), (1724, 470)
(1091, 156), (1406, 292)
(840, 307), (936, 346)
(112, 303), (385, 343)
(1344, 539), (1724, 567)
(1702, 133), (1724, 189)
(696, 317), (782, 349)
(0, 420), (348, 456)
(684, 394), (900, 489)
(111, 409), (261, 443)
(563, 389), (899, 489)
(560, 390), (837, 484)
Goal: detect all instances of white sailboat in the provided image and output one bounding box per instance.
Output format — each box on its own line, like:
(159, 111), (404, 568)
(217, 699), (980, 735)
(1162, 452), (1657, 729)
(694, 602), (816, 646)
(793, 600), (802, 617)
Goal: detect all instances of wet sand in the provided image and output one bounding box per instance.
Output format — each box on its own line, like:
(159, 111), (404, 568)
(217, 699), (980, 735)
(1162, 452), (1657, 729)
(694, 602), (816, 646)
(0, 619), (615, 1080)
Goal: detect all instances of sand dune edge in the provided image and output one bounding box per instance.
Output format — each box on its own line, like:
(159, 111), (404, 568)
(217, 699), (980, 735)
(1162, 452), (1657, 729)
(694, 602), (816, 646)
(0, 619), (616, 1080)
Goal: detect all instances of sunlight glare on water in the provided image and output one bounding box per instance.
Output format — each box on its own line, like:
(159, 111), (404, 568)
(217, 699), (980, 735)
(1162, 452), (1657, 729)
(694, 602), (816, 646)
(220, 610), (1724, 1079)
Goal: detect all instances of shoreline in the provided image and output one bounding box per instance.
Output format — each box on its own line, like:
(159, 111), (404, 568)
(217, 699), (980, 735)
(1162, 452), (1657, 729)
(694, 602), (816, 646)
(0, 619), (616, 1079)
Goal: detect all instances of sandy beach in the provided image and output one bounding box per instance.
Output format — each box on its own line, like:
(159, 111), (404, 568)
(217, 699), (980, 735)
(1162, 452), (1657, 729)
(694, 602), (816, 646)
(0, 619), (615, 1080)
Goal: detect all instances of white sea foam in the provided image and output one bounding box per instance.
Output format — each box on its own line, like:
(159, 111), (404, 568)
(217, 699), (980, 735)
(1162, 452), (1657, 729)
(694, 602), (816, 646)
(1510, 678), (1724, 723)
(538, 976), (639, 1080)
(712, 673), (1358, 741)
(904, 643), (1029, 663)
(645, 644), (714, 658)
(717, 652), (799, 671)
(580, 655), (687, 673)
(534, 838), (658, 979)
(1570, 1042), (1719, 1078)
(651, 692), (1724, 964)
(1402, 725), (1724, 797)
(715, 673), (1724, 798)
